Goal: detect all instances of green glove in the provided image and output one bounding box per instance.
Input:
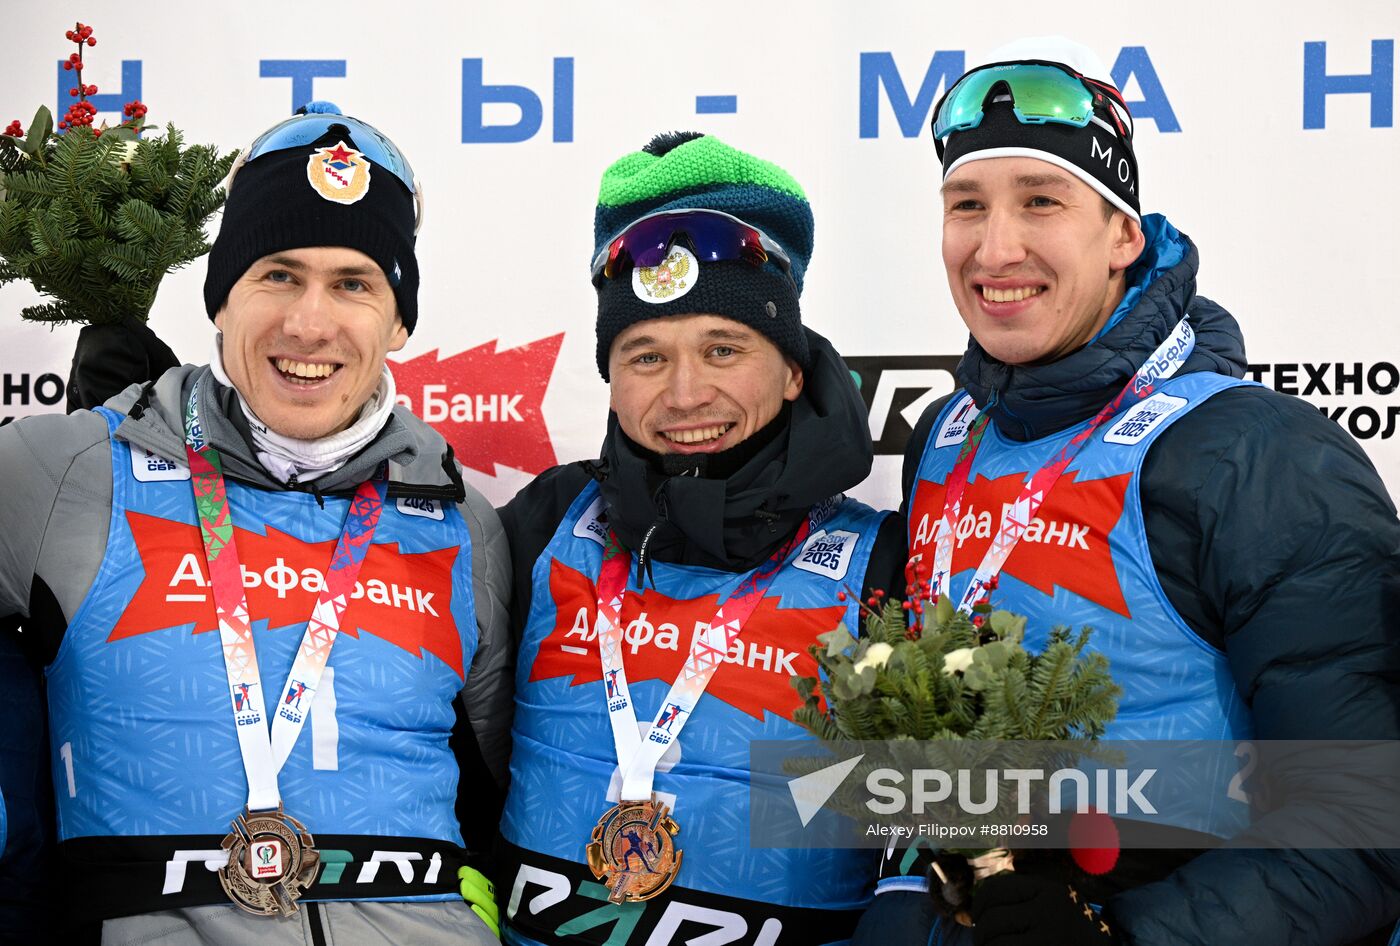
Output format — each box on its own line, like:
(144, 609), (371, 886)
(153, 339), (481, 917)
(459, 865), (500, 937)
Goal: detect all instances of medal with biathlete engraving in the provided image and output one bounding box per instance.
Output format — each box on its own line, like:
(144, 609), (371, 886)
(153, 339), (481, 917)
(586, 795), (682, 903)
(185, 398), (388, 920)
(218, 805), (321, 916)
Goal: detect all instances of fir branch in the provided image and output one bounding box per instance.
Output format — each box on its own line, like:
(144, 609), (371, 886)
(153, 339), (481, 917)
(1, 118), (231, 325)
(21, 299), (90, 325)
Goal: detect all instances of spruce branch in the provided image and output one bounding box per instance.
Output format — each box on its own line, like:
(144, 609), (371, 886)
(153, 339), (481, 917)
(0, 28), (231, 326)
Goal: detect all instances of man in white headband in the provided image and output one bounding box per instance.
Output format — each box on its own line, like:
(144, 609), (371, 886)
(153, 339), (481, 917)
(870, 36), (1400, 946)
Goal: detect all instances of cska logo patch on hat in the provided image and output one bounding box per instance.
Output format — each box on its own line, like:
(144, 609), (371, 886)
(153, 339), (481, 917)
(306, 140), (371, 205)
(633, 245), (697, 304)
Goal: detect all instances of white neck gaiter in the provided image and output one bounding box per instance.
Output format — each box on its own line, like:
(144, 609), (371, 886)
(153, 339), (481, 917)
(210, 336), (397, 484)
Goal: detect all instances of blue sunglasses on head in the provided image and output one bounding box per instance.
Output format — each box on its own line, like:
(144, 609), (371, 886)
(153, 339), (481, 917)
(224, 104), (424, 231)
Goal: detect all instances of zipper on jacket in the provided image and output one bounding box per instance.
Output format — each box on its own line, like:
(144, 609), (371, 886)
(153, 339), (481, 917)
(982, 388), (1030, 441)
(635, 487), (670, 588)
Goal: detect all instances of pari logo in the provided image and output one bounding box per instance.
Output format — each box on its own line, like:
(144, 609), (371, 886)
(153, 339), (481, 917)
(845, 354), (962, 455)
(390, 334), (564, 477)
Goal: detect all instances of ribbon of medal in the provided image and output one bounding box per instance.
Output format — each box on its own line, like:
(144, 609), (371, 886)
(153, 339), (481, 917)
(584, 503), (830, 903)
(184, 387), (388, 916)
(913, 318), (1196, 614)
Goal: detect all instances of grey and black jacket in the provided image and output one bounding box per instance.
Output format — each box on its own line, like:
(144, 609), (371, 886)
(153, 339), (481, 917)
(0, 364), (511, 944)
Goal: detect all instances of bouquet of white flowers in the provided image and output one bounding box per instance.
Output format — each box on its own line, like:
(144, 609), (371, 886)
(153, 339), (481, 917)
(791, 592), (1121, 924)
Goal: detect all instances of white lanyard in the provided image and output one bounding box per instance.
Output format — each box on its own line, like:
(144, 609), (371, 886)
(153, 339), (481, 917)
(185, 388), (387, 811)
(923, 318), (1195, 613)
(592, 509), (821, 800)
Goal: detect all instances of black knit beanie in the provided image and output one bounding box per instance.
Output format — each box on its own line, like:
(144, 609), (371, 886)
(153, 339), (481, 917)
(592, 132), (814, 380)
(204, 104), (420, 332)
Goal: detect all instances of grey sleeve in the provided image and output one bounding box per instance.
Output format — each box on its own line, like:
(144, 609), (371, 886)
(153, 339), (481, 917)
(455, 479), (514, 790)
(0, 411), (111, 620)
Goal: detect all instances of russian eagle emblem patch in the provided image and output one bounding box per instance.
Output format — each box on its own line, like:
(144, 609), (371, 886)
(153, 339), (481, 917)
(633, 245), (697, 303)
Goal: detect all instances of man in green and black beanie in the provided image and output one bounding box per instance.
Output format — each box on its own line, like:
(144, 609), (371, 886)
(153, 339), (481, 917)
(591, 131), (813, 378)
(496, 132), (908, 945)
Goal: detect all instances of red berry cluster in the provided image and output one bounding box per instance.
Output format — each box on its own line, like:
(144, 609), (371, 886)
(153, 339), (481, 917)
(58, 100), (99, 132)
(65, 23), (95, 46)
(61, 24), (95, 103)
(896, 556), (1001, 638)
(4, 120), (23, 137)
(47, 24), (145, 138)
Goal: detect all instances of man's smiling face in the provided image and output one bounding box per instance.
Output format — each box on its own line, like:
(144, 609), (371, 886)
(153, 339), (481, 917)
(941, 156), (1144, 366)
(607, 314), (803, 455)
(215, 246), (407, 440)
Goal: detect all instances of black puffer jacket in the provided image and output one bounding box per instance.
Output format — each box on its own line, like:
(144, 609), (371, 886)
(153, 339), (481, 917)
(899, 217), (1400, 945)
(501, 326), (906, 642)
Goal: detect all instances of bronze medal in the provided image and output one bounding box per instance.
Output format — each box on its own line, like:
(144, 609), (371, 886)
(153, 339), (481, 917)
(218, 805), (320, 916)
(586, 795), (682, 903)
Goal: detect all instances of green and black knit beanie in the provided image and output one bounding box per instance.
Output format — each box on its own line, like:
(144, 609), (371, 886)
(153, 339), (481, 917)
(592, 132), (814, 380)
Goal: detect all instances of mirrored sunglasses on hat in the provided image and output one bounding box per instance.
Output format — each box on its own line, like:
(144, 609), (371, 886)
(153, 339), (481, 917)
(223, 109), (425, 233)
(591, 208), (793, 287)
(932, 60), (1132, 142)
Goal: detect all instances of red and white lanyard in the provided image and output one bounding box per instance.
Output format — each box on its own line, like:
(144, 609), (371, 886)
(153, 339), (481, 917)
(593, 507), (825, 800)
(917, 318), (1195, 614)
(184, 388), (388, 812)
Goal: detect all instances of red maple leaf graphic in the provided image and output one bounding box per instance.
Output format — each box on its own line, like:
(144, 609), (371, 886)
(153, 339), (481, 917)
(909, 470), (1132, 617)
(389, 335), (563, 477)
(111, 512), (465, 678)
(528, 559), (846, 721)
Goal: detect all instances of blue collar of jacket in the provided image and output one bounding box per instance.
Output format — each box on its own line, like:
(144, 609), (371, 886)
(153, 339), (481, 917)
(955, 214), (1248, 443)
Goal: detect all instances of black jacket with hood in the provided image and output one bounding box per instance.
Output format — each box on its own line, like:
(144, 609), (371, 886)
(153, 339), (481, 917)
(500, 325), (905, 648)
(892, 218), (1400, 945)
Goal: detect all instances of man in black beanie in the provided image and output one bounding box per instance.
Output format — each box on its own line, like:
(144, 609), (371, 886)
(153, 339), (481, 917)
(868, 36), (1400, 946)
(0, 104), (509, 943)
(495, 131), (906, 944)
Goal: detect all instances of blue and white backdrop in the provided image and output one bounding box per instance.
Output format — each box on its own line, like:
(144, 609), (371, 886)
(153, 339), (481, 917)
(3, 3), (1397, 511)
